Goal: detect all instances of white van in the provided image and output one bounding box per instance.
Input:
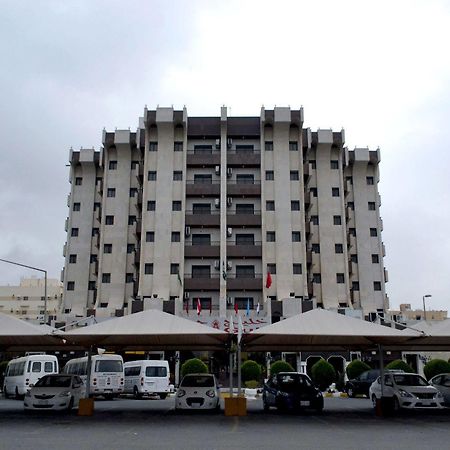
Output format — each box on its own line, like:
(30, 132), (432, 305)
(3, 354), (59, 398)
(124, 360), (170, 399)
(63, 354), (124, 399)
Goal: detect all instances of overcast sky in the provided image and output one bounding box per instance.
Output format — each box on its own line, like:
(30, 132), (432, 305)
(1, 0), (449, 312)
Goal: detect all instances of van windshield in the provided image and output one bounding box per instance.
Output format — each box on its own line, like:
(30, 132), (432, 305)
(36, 376), (72, 388)
(181, 375), (214, 388)
(146, 367), (167, 377)
(95, 360), (123, 373)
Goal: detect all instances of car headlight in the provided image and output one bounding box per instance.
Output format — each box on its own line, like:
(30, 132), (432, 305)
(398, 389), (413, 398)
(58, 391), (71, 398)
(206, 390), (216, 398)
(177, 389), (186, 398)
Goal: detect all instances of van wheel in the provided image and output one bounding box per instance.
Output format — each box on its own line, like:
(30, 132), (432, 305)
(4, 387), (9, 399)
(159, 393), (168, 400)
(67, 397), (74, 411)
(15, 387), (21, 400)
(133, 387), (142, 400)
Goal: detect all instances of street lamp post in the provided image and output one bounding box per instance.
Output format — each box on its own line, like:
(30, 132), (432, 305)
(0, 258), (48, 324)
(422, 294), (432, 321)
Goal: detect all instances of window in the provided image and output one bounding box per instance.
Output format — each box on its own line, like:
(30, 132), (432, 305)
(310, 215), (319, 225)
(172, 232), (180, 242)
(67, 281), (75, 291)
(146, 231), (155, 242)
(73, 202), (80, 211)
(75, 177), (82, 186)
(148, 171), (157, 181)
(102, 273), (111, 283)
(93, 202), (101, 212)
(105, 215), (114, 225)
(368, 202), (376, 211)
(266, 201), (275, 211)
(71, 228), (79, 237)
(367, 176), (374, 185)
(104, 244), (112, 254)
(349, 228), (356, 237)
(192, 265), (211, 278)
(346, 176), (353, 184)
(291, 201), (300, 211)
(267, 263), (276, 274)
(88, 281), (96, 291)
(237, 174), (254, 184)
(313, 273), (321, 283)
(374, 281), (382, 291)
(127, 244), (135, 254)
(172, 201), (182, 211)
(194, 145), (212, 154)
(173, 171), (183, 181)
(372, 254), (379, 263)
(336, 273), (345, 284)
(352, 281), (360, 291)
(144, 263), (153, 275)
(131, 160), (139, 170)
(147, 200), (156, 211)
(333, 215), (342, 225)
(236, 265), (255, 278)
(290, 171), (299, 181)
(289, 141), (298, 151)
(309, 160), (317, 169)
(312, 243), (320, 253)
(265, 171), (274, 181)
(347, 201), (354, 210)
(192, 234), (211, 245)
(126, 273), (134, 283)
(109, 160), (117, 170)
(92, 227), (99, 236)
(236, 204), (254, 215)
(265, 141), (273, 151)
(351, 254), (358, 263)
(330, 160), (339, 169)
(174, 141), (183, 151)
(194, 174), (212, 184)
(149, 142), (158, 152)
(236, 144), (254, 153)
(90, 254), (97, 263)
(310, 187), (318, 197)
(266, 231), (276, 242)
(128, 215), (136, 225)
(130, 188), (138, 197)
(107, 188), (116, 197)
(332, 187), (340, 197)
(235, 234), (253, 245)
(370, 228), (378, 237)
(193, 203), (211, 214)
(170, 264), (179, 274)
(69, 254), (77, 263)
(335, 244), (343, 254)
(292, 231), (301, 242)
(293, 264), (302, 275)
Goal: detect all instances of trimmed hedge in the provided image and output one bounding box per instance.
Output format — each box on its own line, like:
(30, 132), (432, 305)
(311, 359), (336, 391)
(181, 358), (208, 377)
(270, 360), (294, 376)
(385, 359), (414, 373)
(346, 360), (371, 380)
(423, 359), (450, 380)
(244, 380), (259, 389)
(241, 360), (261, 383)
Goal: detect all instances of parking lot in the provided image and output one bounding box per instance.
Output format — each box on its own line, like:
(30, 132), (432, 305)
(1, 396), (450, 449)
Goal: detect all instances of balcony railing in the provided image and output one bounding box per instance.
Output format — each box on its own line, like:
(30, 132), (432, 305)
(184, 242), (220, 258)
(183, 273), (220, 290)
(227, 242), (262, 258)
(226, 273), (263, 290)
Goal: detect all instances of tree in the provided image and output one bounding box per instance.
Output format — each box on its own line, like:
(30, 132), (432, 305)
(241, 360), (262, 383)
(270, 360), (294, 376)
(181, 358), (208, 377)
(423, 359), (450, 380)
(385, 359), (414, 373)
(311, 359), (336, 391)
(346, 360), (371, 380)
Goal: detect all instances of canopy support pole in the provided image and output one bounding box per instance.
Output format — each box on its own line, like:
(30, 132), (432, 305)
(229, 350), (233, 398)
(85, 346), (93, 399)
(237, 343), (242, 397)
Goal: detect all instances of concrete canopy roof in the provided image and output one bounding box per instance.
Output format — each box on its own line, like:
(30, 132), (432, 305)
(406, 319), (450, 350)
(242, 309), (422, 351)
(64, 309), (229, 350)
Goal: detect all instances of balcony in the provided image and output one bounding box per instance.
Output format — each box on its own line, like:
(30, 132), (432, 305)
(136, 164), (143, 184)
(226, 273), (263, 291)
(303, 162), (312, 184)
(227, 150), (260, 167)
(134, 218), (142, 237)
(185, 210), (220, 227)
(186, 180), (221, 197)
(183, 273), (220, 290)
(227, 181), (261, 196)
(187, 149), (221, 167)
(134, 248), (140, 266)
(304, 191), (312, 211)
(227, 210), (261, 227)
(184, 242), (220, 258)
(306, 251), (312, 266)
(227, 242), (262, 258)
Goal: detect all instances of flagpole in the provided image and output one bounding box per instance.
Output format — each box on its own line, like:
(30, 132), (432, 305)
(229, 315), (234, 398)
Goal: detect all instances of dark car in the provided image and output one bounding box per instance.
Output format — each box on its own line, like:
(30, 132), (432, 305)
(345, 369), (380, 398)
(263, 372), (323, 412)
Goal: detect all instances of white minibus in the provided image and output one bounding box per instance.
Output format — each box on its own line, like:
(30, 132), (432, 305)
(3, 354), (59, 398)
(124, 360), (170, 399)
(63, 354), (124, 399)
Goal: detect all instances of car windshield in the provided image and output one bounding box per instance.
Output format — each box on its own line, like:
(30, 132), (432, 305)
(181, 375), (214, 388)
(35, 376), (72, 388)
(277, 374), (311, 391)
(146, 367), (167, 377)
(394, 374), (428, 386)
(95, 360), (123, 373)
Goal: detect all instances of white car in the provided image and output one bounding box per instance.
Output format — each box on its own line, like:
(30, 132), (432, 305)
(175, 373), (220, 410)
(369, 372), (444, 411)
(429, 373), (450, 405)
(24, 374), (85, 411)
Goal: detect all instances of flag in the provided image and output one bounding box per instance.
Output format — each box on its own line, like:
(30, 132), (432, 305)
(185, 300), (189, 315)
(256, 302), (260, 315)
(246, 299), (250, 317)
(229, 315), (234, 334)
(234, 301), (238, 315)
(197, 298), (201, 315)
(266, 271), (272, 289)
(237, 314), (243, 344)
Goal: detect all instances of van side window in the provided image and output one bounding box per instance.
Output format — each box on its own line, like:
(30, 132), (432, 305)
(32, 362), (41, 373)
(44, 362), (53, 373)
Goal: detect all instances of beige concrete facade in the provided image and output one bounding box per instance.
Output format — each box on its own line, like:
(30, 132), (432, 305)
(62, 106), (388, 324)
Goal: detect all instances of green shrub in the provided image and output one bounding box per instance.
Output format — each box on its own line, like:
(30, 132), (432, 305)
(270, 360), (294, 376)
(346, 360), (371, 380)
(385, 359), (414, 373)
(311, 359), (336, 391)
(241, 360), (261, 383)
(244, 380), (259, 389)
(181, 358), (208, 377)
(423, 359), (450, 380)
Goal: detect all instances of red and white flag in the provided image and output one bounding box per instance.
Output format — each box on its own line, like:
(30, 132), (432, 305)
(197, 298), (202, 315)
(266, 271), (272, 289)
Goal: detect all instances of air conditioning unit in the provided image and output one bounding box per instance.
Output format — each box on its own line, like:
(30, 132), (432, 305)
(227, 138), (233, 148)
(214, 198), (220, 208)
(226, 227), (232, 237)
(227, 261), (232, 271)
(184, 292), (189, 300)
(185, 226), (191, 237)
(227, 167), (232, 178)
(215, 165), (220, 175)
(215, 139), (220, 149)
(226, 296), (232, 305)
(227, 197), (232, 207)
(214, 260), (220, 270)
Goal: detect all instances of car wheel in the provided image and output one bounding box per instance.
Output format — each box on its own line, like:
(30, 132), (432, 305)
(159, 393), (168, 400)
(67, 397), (74, 411)
(15, 387), (21, 400)
(347, 387), (354, 398)
(371, 395), (377, 409)
(133, 387), (142, 400)
(4, 387), (9, 399)
(393, 396), (400, 412)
